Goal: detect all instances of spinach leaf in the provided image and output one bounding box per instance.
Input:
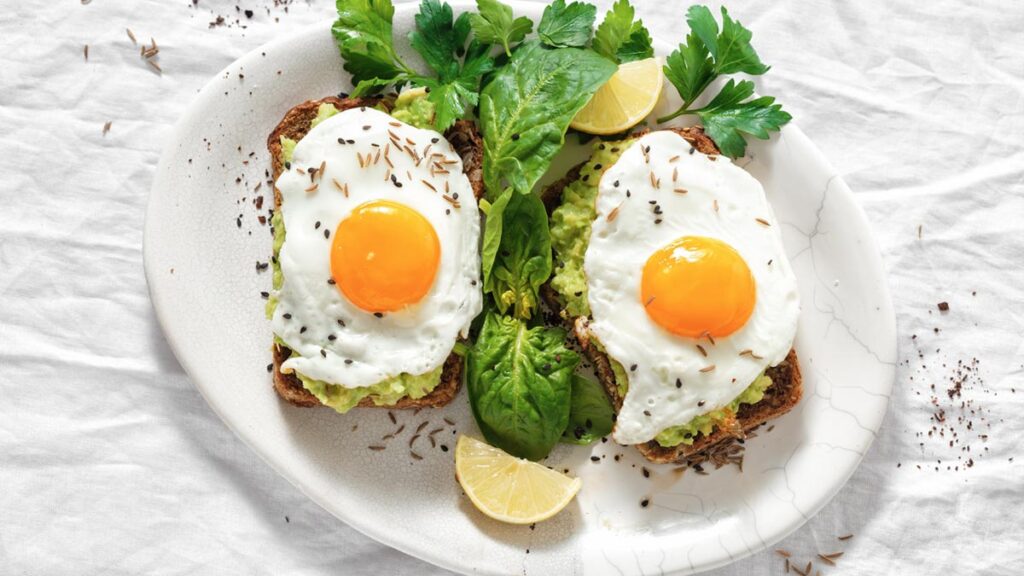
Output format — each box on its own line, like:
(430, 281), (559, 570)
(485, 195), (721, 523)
(561, 375), (615, 445)
(467, 311), (580, 461)
(479, 40), (616, 197)
(481, 189), (551, 319)
(538, 0), (597, 49)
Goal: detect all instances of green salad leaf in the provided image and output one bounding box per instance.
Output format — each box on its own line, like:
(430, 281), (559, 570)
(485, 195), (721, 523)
(694, 79), (792, 158)
(337, 0), (494, 132)
(560, 375), (614, 445)
(592, 0), (653, 63)
(333, 0), (413, 85)
(467, 311), (580, 461)
(469, 0), (533, 56)
(538, 0), (597, 49)
(658, 4), (789, 157)
(479, 40), (616, 196)
(481, 189), (552, 319)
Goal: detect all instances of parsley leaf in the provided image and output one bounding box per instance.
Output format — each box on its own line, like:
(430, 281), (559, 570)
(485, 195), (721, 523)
(538, 0), (596, 49)
(658, 4), (789, 156)
(409, 0), (468, 81)
(333, 0), (412, 84)
(592, 0), (653, 63)
(686, 5), (769, 75)
(469, 0), (533, 56)
(693, 79), (792, 158)
(663, 32), (715, 108)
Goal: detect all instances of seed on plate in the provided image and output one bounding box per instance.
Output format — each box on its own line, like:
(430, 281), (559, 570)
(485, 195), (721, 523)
(697, 400), (706, 407)
(755, 218), (771, 226)
(320, 349), (327, 358)
(344, 359), (353, 365)
(336, 319), (346, 327)
(629, 364), (637, 372)
(327, 334), (336, 341)
(689, 146), (696, 155)
(126, 28), (137, 44)
(299, 326), (307, 334)
(305, 182), (318, 192)
(324, 229), (330, 239)
(775, 549), (791, 558)
(713, 199), (719, 212)
(374, 312), (384, 318)
(640, 498), (649, 508)
(368, 445), (385, 451)
(696, 344), (707, 357)
(362, 125), (371, 131)
(669, 155), (680, 163)
(675, 378), (682, 388)
(410, 451), (423, 461)
(838, 534), (854, 541)
(699, 365), (715, 373)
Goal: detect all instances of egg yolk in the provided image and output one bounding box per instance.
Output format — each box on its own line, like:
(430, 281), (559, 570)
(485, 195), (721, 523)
(330, 200), (440, 313)
(640, 236), (755, 339)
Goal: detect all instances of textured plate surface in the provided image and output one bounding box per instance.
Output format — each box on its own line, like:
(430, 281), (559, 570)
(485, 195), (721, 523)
(144, 3), (896, 574)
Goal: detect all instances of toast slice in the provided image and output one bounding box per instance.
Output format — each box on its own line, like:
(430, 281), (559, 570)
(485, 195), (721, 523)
(540, 126), (803, 465)
(267, 95), (484, 409)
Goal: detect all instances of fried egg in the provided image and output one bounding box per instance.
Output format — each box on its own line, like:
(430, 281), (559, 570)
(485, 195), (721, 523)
(584, 131), (799, 445)
(270, 107), (481, 388)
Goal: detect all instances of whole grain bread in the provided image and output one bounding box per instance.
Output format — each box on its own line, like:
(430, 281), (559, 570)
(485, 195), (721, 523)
(540, 126), (803, 464)
(266, 96), (484, 410)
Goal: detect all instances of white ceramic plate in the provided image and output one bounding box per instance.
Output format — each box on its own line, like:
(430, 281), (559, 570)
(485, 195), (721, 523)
(144, 3), (896, 574)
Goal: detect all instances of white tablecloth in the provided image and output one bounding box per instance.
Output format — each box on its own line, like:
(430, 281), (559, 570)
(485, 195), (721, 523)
(2, 0), (1022, 574)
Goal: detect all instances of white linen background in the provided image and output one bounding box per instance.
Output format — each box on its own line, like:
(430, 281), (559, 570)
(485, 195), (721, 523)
(1, 0), (1022, 574)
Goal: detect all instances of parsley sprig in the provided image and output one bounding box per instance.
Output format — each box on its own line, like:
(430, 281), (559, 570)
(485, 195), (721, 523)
(658, 5), (790, 158)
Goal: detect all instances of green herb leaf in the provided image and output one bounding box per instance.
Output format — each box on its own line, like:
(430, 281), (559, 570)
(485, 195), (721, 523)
(662, 32), (715, 109)
(481, 189), (552, 319)
(560, 375), (615, 445)
(537, 0), (596, 49)
(406, 1), (494, 131)
(593, 0), (653, 63)
(616, 21), (654, 63)
(409, 0), (468, 81)
(333, 0), (411, 84)
(469, 0), (533, 56)
(686, 5), (768, 76)
(467, 311), (580, 461)
(479, 40), (616, 196)
(694, 79), (791, 158)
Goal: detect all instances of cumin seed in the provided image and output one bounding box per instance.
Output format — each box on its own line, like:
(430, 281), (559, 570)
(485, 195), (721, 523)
(669, 155), (680, 162)
(83, 44), (89, 60)
(756, 217), (771, 226)
(410, 451), (423, 461)
(421, 180), (437, 192)
(775, 549), (791, 558)
(409, 434), (419, 448)
(147, 59), (162, 73)
(700, 365), (715, 373)
(126, 28), (137, 44)
(368, 445), (385, 451)
(415, 421), (429, 434)
(606, 205), (621, 222)
(102, 121), (112, 135)
(388, 411), (396, 424)
(696, 344), (707, 357)
(837, 534), (854, 541)
(443, 417), (455, 426)
(305, 182), (318, 192)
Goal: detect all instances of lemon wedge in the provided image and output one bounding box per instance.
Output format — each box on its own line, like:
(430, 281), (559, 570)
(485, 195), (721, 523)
(455, 436), (582, 525)
(570, 57), (664, 135)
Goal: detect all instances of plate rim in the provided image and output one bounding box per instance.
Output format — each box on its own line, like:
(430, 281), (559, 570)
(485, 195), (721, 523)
(143, 3), (897, 574)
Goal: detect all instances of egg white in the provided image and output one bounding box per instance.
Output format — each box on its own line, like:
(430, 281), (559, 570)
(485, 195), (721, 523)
(271, 107), (481, 388)
(584, 131), (800, 445)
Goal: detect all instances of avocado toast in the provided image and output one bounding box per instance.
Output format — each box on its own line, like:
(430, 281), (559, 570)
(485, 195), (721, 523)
(541, 126), (803, 465)
(267, 94), (485, 410)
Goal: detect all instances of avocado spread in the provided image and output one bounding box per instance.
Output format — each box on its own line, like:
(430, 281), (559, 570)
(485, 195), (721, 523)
(548, 138), (774, 447)
(268, 95), (446, 413)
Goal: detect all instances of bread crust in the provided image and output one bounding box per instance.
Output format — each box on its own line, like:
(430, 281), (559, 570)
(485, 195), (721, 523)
(541, 126), (803, 464)
(267, 96), (483, 410)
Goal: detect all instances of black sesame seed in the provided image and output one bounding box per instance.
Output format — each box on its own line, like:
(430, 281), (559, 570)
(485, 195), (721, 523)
(574, 290), (583, 297)
(655, 219), (663, 224)
(613, 180), (620, 187)
(236, 216), (242, 228)
(320, 349), (327, 358)
(611, 147), (620, 153)
(590, 456), (600, 462)
(643, 410), (651, 416)
(431, 137), (439, 144)
(698, 400), (705, 407)
(327, 278), (336, 285)
(260, 291), (270, 298)
(594, 164), (602, 170)
(328, 334), (337, 341)
(337, 137), (346, 144)
(626, 190), (631, 197)
(648, 200), (656, 205)
(642, 467), (650, 478)
(676, 378), (682, 388)
(689, 146), (696, 155)
(283, 313), (292, 320)
(324, 229), (330, 239)
(582, 175), (589, 182)
(599, 144), (606, 150)
(244, 9), (253, 18)
(337, 92), (349, 99)
(315, 221), (321, 229)
(640, 498), (650, 508)
(440, 445), (449, 452)
(347, 139), (355, 144)
(284, 161), (291, 169)
(299, 326), (307, 334)
(445, 209), (451, 215)
(452, 192), (459, 200)
(630, 364), (637, 371)
(470, 280), (477, 286)
(374, 312), (383, 318)
(511, 133), (520, 141)
(344, 359), (353, 365)
(363, 125), (371, 130)
(266, 363), (273, 372)
(337, 319), (346, 327)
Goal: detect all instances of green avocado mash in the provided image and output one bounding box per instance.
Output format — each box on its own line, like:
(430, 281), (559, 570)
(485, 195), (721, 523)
(549, 139), (775, 447)
(549, 139), (634, 317)
(298, 364), (444, 413)
(654, 373), (772, 447)
(268, 99), (447, 412)
(390, 87), (436, 130)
